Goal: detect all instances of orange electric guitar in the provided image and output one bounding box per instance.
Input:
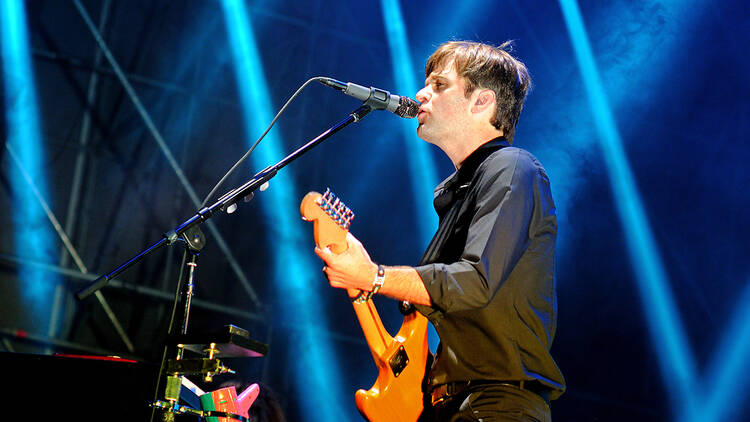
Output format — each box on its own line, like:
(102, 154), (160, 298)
(300, 189), (429, 422)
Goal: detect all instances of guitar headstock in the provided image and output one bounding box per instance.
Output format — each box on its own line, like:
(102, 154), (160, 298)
(300, 188), (354, 253)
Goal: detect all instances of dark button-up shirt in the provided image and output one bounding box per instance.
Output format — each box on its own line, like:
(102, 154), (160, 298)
(413, 137), (565, 399)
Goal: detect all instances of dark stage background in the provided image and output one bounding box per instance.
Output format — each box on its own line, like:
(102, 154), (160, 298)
(1, 0), (749, 421)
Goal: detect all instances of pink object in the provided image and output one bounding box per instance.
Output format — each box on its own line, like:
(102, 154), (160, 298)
(236, 383), (260, 416)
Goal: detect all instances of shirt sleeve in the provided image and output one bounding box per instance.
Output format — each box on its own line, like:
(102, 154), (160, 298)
(414, 149), (538, 315)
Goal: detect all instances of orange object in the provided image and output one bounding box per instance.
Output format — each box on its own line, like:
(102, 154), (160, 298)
(200, 383), (259, 422)
(301, 190), (429, 422)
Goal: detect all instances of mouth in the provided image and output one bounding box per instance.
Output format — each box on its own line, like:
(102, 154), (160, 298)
(417, 109), (427, 124)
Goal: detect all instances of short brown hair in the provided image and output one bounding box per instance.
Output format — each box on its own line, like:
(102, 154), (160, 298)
(425, 40), (531, 142)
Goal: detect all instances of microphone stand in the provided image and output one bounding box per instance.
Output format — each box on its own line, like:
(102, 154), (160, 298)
(75, 103), (373, 301)
(74, 103), (374, 421)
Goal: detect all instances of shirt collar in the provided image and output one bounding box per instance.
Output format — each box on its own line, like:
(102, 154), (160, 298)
(455, 136), (510, 181)
(433, 136), (509, 215)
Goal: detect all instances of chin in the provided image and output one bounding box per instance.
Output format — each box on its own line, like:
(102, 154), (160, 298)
(416, 127), (430, 143)
(416, 128), (437, 145)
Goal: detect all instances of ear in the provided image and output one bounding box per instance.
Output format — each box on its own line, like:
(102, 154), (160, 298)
(471, 89), (496, 114)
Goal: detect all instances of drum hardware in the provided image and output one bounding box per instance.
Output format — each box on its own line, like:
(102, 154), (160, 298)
(152, 324), (267, 420)
(149, 228), (267, 420)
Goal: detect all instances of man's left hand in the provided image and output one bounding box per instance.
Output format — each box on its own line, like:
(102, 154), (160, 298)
(314, 232), (378, 293)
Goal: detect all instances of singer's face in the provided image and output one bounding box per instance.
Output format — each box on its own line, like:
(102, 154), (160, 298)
(415, 63), (472, 145)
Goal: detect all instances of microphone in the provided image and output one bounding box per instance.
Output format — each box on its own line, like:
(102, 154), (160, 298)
(318, 77), (419, 119)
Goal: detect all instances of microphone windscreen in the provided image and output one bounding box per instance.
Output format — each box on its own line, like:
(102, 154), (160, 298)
(395, 96), (420, 119)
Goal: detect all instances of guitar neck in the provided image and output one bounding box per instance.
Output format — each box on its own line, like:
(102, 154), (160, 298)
(300, 190), (393, 360)
(352, 295), (390, 359)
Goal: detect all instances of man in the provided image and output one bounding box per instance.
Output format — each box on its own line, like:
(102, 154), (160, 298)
(315, 41), (565, 421)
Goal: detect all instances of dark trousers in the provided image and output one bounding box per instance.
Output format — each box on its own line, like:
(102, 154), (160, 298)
(423, 383), (551, 422)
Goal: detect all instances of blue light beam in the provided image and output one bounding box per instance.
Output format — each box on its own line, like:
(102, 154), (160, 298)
(379, 0), (441, 352)
(220, 1), (347, 419)
(691, 278), (750, 422)
(558, 0), (699, 417)
(379, 0), (439, 245)
(1, 0), (60, 326)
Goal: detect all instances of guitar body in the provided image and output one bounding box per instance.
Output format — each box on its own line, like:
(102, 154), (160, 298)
(354, 310), (428, 422)
(301, 190), (429, 422)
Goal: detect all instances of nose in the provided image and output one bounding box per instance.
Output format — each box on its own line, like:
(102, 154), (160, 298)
(416, 86), (430, 104)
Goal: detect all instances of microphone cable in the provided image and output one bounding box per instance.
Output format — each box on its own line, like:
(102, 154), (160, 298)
(200, 76), (327, 208)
